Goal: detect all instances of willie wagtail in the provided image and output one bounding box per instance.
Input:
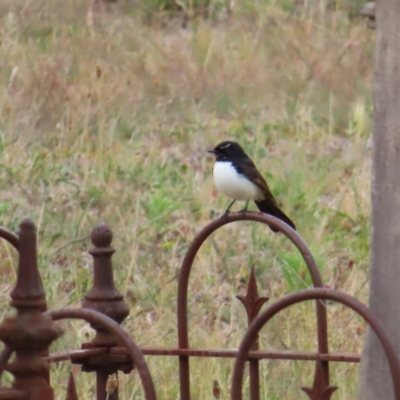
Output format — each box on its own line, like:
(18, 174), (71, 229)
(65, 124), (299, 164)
(208, 141), (296, 232)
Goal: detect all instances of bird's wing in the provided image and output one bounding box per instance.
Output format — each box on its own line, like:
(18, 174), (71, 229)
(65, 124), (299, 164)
(240, 159), (279, 205)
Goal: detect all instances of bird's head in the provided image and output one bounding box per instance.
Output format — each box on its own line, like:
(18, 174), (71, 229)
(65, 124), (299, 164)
(207, 141), (247, 160)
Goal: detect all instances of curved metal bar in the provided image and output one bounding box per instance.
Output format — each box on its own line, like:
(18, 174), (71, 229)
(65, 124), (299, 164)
(231, 288), (400, 400)
(46, 308), (157, 400)
(0, 227), (19, 250)
(177, 212), (328, 400)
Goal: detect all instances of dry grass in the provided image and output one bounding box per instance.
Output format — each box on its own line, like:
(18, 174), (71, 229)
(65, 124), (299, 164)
(0, 0), (374, 398)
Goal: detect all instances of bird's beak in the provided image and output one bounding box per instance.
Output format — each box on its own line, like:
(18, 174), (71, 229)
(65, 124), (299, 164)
(208, 150), (217, 154)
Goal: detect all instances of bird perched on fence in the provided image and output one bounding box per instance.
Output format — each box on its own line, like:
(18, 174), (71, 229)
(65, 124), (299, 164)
(208, 141), (296, 232)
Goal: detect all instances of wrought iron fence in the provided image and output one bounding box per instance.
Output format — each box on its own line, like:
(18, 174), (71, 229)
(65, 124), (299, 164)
(0, 213), (399, 400)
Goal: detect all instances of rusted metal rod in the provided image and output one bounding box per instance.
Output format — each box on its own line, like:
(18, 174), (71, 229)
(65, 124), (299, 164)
(46, 308), (157, 400)
(44, 346), (361, 363)
(236, 267), (269, 400)
(0, 226), (19, 250)
(44, 348), (108, 362)
(114, 347), (360, 362)
(177, 212), (329, 400)
(231, 288), (400, 400)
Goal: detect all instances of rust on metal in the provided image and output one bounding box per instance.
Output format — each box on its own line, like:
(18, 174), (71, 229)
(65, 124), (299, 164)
(45, 346), (361, 363)
(0, 226), (19, 250)
(236, 267), (269, 326)
(301, 360), (338, 400)
(10, 219), (46, 311)
(76, 222), (132, 400)
(46, 307), (157, 400)
(0, 388), (27, 399)
(44, 348), (108, 363)
(0, 219), (63, 400)
(113, 347), (361, 362)
(0, 217), (392, 400)
(82, 222), (130, 347)
(231, 288), (400, 400)
(236, 267), (269, 400)
(66, 372), (79, 400)
(177, 211), (329, 400)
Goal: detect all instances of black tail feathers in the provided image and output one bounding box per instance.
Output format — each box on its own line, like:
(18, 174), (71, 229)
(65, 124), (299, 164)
(254, 200), (296, 232)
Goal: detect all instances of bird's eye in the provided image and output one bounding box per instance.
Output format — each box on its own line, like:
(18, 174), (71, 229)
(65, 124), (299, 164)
(220, 143), (231, 149)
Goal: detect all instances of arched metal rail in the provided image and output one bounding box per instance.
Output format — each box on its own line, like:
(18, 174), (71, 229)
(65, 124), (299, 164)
(177, 211), (329, 400)
(0, 226), (19, 250)
(231, 288), (400, 400)
(46, 308), (157, 400)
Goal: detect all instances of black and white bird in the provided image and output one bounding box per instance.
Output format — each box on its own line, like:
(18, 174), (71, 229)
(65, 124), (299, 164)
(208, 141), (296, 232)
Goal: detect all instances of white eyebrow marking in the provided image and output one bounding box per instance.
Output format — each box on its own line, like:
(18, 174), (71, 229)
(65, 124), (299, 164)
(220, 143), (231, 149)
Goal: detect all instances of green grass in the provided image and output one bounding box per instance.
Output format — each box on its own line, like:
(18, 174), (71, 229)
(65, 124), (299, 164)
(0, 0), (373, 398)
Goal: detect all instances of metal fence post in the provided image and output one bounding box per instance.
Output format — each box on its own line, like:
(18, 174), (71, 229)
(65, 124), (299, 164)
(236, 268), (269, 400)
(72, 222), (131, 400)
(0, 219), (63, 400)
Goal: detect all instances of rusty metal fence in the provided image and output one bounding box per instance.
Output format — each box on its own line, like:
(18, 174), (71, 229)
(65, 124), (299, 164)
(0, 213), (399, 400)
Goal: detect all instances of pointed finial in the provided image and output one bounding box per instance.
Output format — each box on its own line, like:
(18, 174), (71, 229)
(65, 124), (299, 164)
(82, 222), (129, 346)
(91, 222), (113, 248)
(0, 218), (63, 397)
(301, 361), (338, 400)
(236, 268), (269, 325)
(10, 218), (46, 311)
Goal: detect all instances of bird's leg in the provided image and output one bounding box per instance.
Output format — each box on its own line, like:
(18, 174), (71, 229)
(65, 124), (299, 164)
(239, 200), (249, 214)
(222, 200), (236, 218)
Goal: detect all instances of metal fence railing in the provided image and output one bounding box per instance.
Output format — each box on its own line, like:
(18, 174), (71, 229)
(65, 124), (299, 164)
(0, 214), (399, 400)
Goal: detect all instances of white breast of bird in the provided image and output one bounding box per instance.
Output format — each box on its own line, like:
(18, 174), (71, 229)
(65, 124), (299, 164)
(213, 161), (264, 201)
